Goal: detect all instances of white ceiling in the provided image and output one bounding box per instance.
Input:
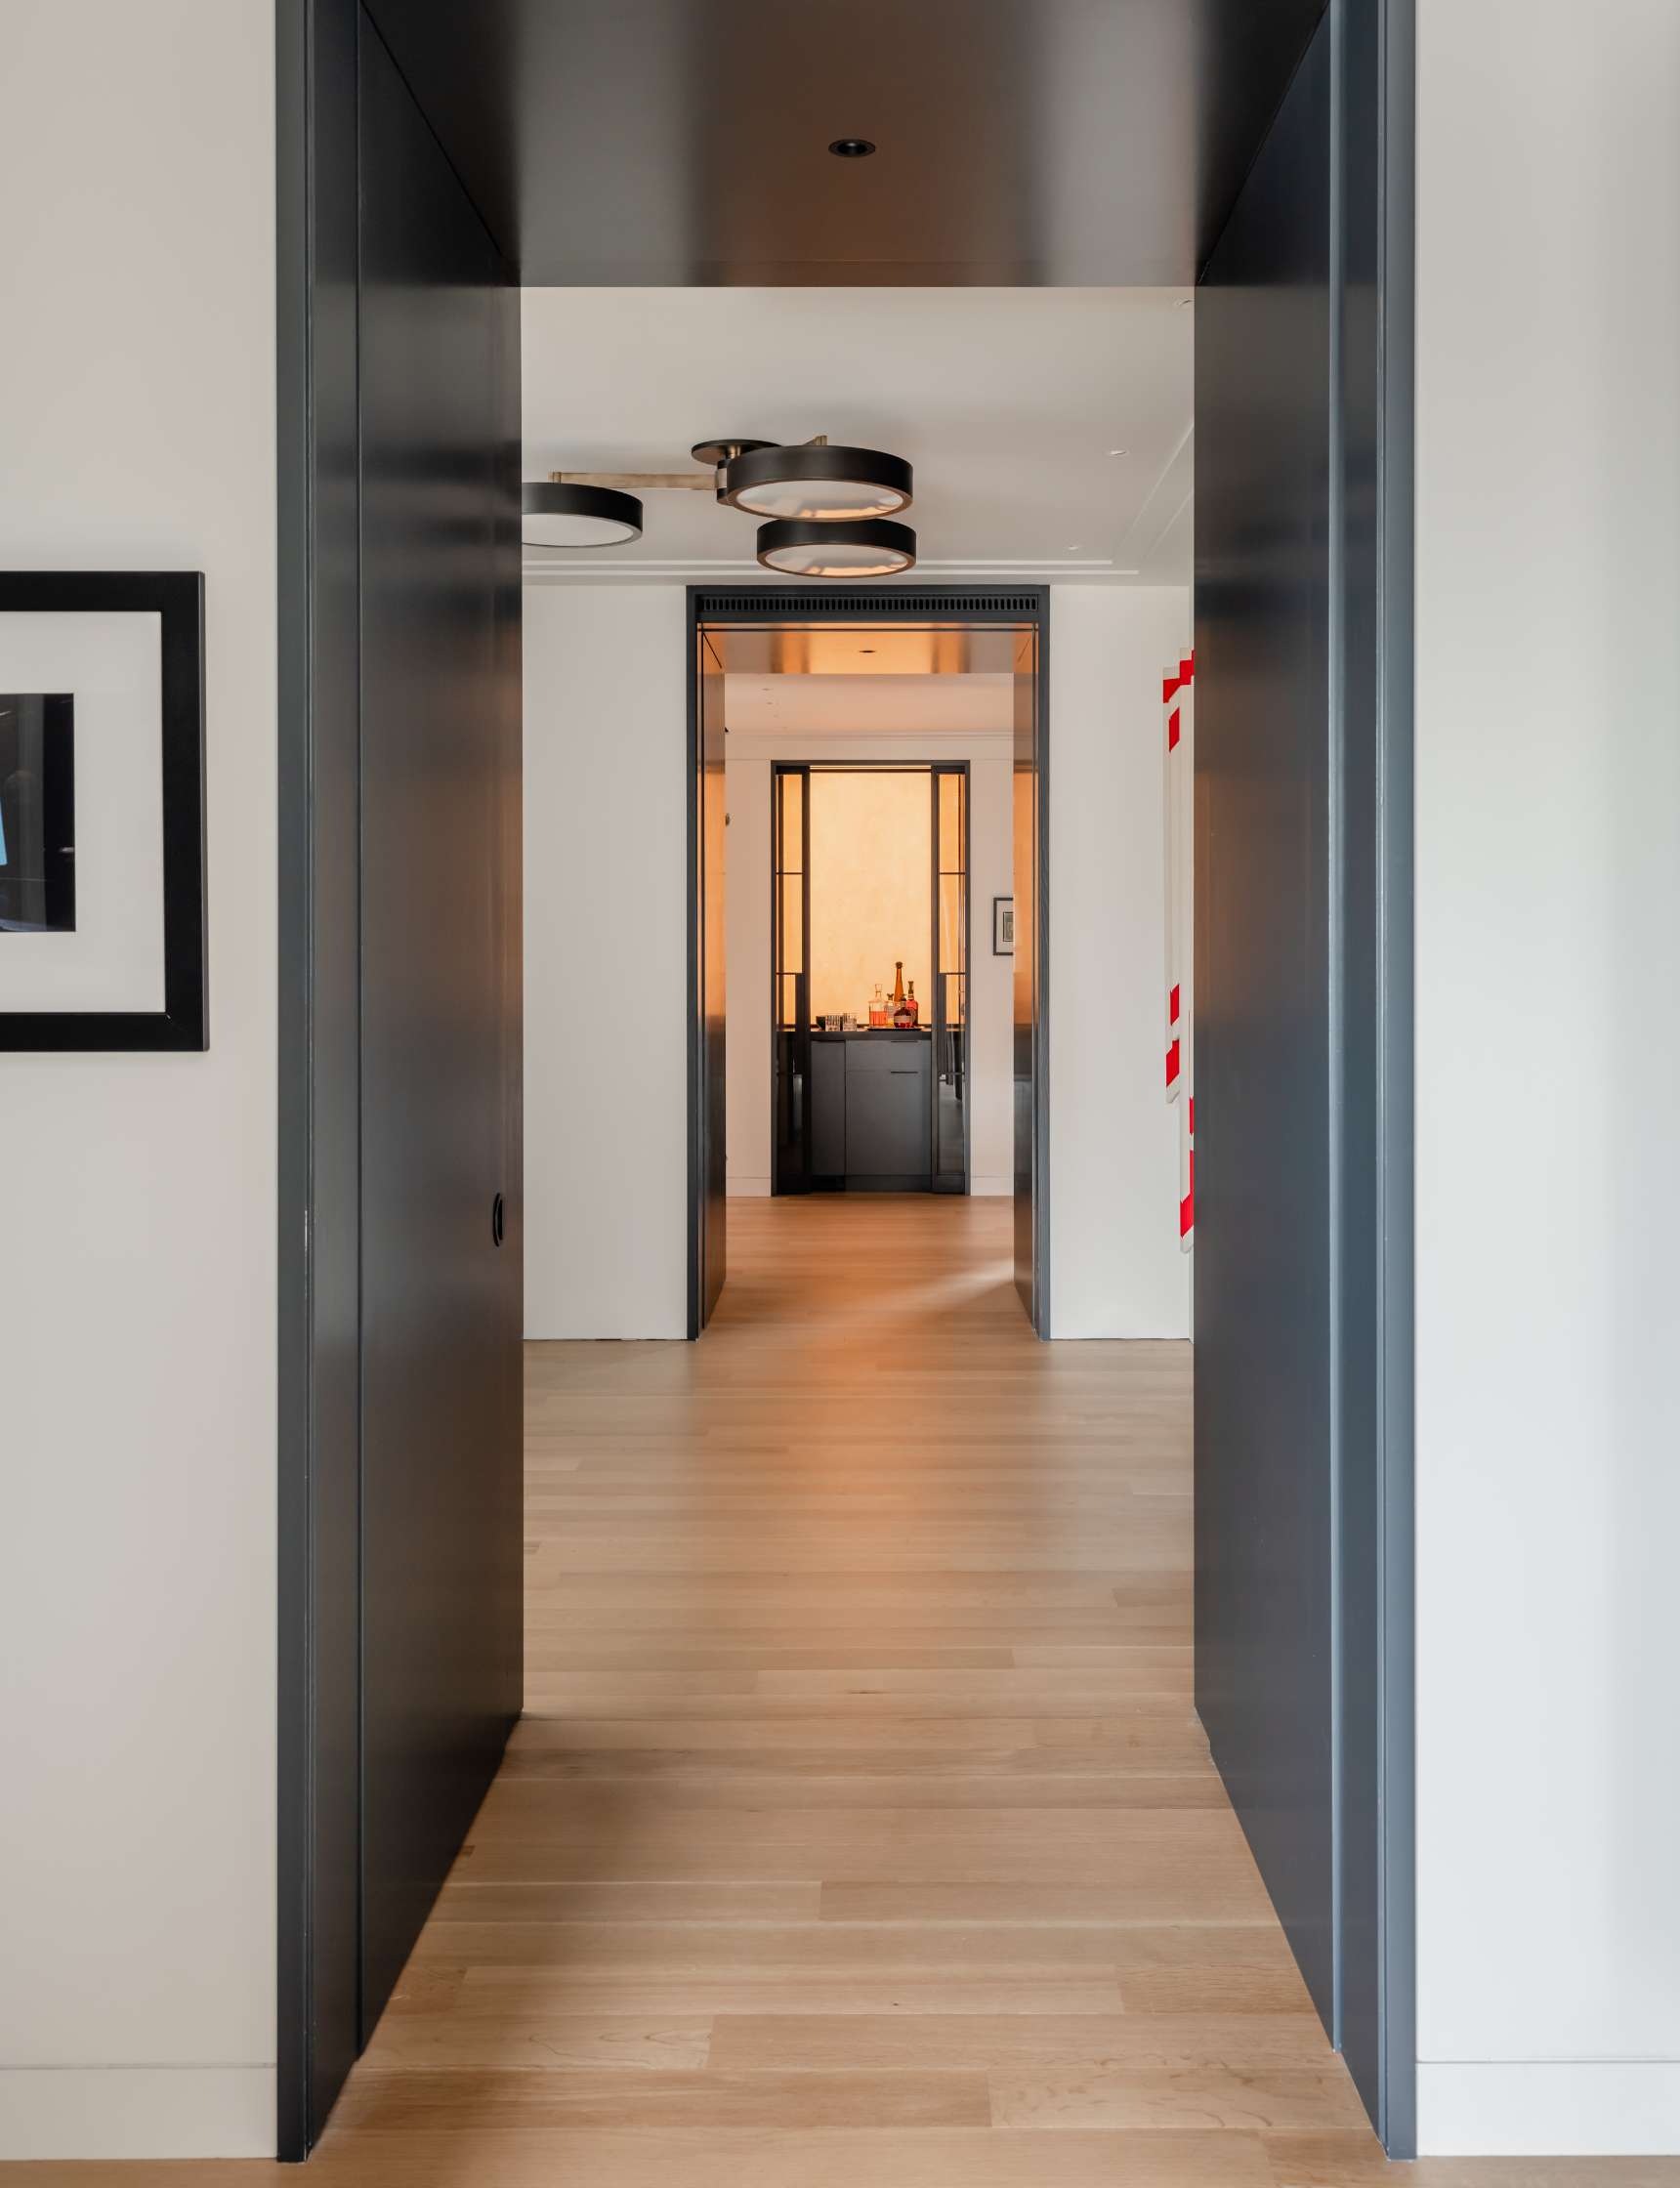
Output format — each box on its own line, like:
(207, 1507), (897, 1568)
(725, 673), (1015, 736)
(522, 288), (1193, 586)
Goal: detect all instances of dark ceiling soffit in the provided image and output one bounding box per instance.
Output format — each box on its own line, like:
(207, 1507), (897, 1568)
(358, 0), (1331, 286)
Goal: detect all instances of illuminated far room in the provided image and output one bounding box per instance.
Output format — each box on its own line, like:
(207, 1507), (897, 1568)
(720, 627), (1019, 1201)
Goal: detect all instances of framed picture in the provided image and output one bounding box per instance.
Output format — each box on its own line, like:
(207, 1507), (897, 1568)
(0, 572), (206, 1050)
(992, 895), (1015, 955)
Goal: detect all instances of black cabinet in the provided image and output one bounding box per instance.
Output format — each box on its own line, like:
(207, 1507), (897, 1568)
(808, 1031), (932, 1190)
(810, 1038), (848, 1177)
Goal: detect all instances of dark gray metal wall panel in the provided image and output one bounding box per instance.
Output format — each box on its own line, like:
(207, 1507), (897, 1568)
(1375, 0), (1418, 2153)
(1195, 4), (1415, 2151)
(1333, 0), (1384, 2124)
(1194, 11), (1336, 2035)
(356, 9), (523, 2039)
(275, 0), (363, 2154)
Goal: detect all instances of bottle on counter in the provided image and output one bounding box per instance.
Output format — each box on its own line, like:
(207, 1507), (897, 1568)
(891, 961), (915, 1030)
(869, 983), (886, 1029)
(907, 980), (919, 1027)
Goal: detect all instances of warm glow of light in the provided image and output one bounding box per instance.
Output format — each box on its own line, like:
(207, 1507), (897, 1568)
(809, 771), (931, 1023)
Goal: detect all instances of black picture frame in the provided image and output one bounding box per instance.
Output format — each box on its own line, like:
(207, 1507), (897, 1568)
(0, 571), (207, 1051)
(993, 895), (1015, 955)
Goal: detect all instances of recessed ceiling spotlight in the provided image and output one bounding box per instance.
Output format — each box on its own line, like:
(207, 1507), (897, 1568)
(522, 481), (643, 548)
(1108, 446), (1128, 457)
(829, 137), (876, 158)
(757, 518), (916, 580)
(1177, 294), (1194, 308)
(722, 441), (912, 522)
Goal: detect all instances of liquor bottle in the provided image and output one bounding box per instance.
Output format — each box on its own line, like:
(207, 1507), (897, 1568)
(907, 980), (918, 1027)
(891, 961), (914, 1030)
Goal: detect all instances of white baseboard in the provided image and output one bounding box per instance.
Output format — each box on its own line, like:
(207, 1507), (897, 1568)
(970, 1176), (1012, 1198)
(727, 1177), (772, 1198)
(0, 2066), (274, 2160)
(1418, 2062), (1680, 2156)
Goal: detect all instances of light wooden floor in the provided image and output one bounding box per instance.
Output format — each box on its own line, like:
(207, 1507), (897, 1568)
(11, 1197), (1674, 2185)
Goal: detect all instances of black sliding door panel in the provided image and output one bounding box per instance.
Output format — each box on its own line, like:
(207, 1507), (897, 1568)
(276, 0), (362, 2151)
(357, 10), (522, 2041)
(1012, 631), (1045, 1330)
(1194, 14), (1335, 2037)
(692, 634), (728, 1327)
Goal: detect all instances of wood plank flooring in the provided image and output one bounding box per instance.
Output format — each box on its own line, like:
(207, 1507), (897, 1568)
(7, 1197), (1673, 2185)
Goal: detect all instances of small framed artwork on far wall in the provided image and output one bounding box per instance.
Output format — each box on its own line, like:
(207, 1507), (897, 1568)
(0, 571), (206, 1050)
(992, 896), (1014, 955)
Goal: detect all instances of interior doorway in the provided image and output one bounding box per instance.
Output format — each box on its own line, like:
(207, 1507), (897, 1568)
(276, 3), (1416, 2167)
(688, 591), (1048, 1338)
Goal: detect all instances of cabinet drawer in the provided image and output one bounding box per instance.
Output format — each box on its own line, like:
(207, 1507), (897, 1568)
(847, 1034), (930, 1073)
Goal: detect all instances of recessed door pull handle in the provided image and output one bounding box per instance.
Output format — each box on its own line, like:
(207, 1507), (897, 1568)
(491, 1192), (505, 1247)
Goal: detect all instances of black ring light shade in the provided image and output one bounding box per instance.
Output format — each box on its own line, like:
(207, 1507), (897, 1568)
(756, 518), (917, 579)
(723, 442), (912, 523)
(522, 481), (643, 548)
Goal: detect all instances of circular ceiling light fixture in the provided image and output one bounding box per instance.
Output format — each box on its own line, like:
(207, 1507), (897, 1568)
(723, 442), (912, 523)
(829, 137), (876, 158)
(522, 481), (643, 549)
(756, 518), (916, 580)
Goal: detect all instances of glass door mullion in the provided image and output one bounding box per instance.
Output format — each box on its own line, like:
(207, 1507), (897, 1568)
(773, 764), (812, 1194)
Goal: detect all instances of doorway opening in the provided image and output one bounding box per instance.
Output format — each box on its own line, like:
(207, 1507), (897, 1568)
(689, 592), (1048, 1338)
(275, 6), (1418, 2167)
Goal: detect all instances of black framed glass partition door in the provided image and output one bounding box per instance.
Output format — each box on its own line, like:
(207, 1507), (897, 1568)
(932, 764), (969, 1194)
(772, 764), (811, 1194)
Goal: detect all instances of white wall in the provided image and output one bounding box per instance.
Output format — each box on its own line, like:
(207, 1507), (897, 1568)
(1414, 0), (1680, 2155)
(0, 1), (277, 2159)
(724, 727), (1017, 1199)
(525, 584), (690, 1337)
(1049, 587), (1193, 1339)
(524, 580), (1190, 1341)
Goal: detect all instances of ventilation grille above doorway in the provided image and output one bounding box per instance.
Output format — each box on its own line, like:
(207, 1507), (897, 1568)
(693, 587), (1045, 621)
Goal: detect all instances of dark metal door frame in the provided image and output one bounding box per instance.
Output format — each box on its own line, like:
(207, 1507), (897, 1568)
(688, 587), (1049, 1335)
(276, 0), (523, 2155)
(277, 14), (1415, 2159)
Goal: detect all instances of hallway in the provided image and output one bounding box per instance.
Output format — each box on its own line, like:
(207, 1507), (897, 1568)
(324, 1194), (1380, 2183)
(7, 1197), (1670, 2184)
